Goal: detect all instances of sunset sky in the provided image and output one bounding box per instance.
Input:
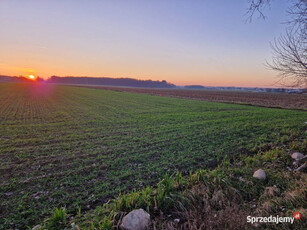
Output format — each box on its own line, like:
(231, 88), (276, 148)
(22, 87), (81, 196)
(0, 0), (291, 87)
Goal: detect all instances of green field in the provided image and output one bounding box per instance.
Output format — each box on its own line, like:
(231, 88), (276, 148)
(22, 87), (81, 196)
(0, 83), (306, 229)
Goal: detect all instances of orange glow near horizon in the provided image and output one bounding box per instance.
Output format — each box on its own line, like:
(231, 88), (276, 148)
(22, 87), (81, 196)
(0, 66), (282, 88)
(0, 61), (286, 87)
(0, 48), (282, 88)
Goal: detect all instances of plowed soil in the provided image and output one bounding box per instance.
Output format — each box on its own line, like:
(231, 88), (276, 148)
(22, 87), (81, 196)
(80, 85), (307, 110)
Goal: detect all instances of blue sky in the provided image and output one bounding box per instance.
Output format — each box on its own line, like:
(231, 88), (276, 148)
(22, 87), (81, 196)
(0, 0), (291, 86)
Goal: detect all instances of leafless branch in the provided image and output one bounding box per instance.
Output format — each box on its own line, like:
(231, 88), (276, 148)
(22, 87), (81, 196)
(294, 162), (307, 172)
(246, 0), (271, 22)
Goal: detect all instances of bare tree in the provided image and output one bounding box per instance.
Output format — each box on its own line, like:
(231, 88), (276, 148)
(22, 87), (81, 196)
(247, 0), (307, 87)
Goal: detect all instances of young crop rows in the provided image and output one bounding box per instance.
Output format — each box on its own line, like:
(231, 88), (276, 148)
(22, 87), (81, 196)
(0, 83), (306, 229)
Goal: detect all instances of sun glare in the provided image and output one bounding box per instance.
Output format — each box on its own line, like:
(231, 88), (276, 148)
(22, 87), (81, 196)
(29, 75), (35, 80)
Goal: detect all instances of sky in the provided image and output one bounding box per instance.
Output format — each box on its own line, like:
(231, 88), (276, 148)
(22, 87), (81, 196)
(0, 0), (292, 87)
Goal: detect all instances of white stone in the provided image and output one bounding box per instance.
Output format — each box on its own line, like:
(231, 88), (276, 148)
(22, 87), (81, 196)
(120, 209), (150, 230)
(253, 169), (266, 180)
(174, 219), (180, 224)
(291, 152), (304, 160)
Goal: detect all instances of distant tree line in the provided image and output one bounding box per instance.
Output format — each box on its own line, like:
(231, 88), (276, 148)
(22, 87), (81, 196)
(47, 76), (175, 88)
(0, 75), (30, 82)
(0, 75), (176, 88)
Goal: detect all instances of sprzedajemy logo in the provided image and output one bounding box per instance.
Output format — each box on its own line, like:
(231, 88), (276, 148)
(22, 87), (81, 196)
(247, 212), (301, 225)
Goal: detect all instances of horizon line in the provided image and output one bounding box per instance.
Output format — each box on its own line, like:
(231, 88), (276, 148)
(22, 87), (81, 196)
(0, 74), (303, 89)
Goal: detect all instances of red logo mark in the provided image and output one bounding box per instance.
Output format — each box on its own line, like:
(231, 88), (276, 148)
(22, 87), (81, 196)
(294, 212), (301, 220)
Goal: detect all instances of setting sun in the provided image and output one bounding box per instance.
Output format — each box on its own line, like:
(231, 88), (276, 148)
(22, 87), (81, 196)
(29, 75), (35, 80)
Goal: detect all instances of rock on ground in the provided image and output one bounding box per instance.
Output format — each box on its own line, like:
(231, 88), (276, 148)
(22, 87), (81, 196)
(120, 209), (150, 230)
(253, 169), (266, 180)
(291, 152), (304, 160)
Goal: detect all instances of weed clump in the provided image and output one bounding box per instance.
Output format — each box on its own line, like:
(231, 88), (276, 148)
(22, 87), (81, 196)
(47, 208), (67, 230)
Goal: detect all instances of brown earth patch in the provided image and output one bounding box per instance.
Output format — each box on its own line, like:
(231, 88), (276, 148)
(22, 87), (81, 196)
(76, 85), (307, 110)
